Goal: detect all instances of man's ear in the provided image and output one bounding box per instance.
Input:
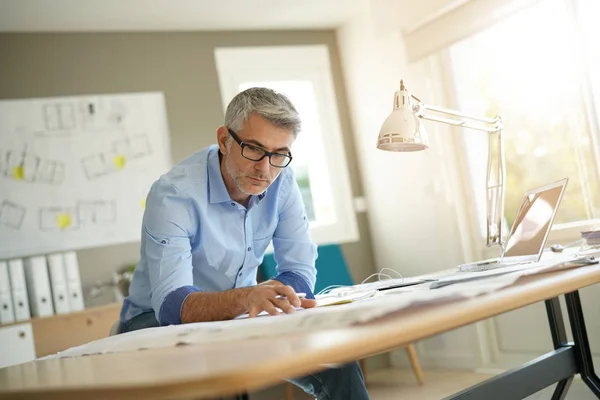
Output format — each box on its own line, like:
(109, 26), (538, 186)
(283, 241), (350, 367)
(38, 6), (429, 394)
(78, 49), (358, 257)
(216, 126), (229, 154)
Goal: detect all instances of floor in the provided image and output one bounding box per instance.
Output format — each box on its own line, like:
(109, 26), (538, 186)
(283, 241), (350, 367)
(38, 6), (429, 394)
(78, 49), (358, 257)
(367, 369), (597, 399)
(366, 369), (493, 400)
(249, 368), (599, 399)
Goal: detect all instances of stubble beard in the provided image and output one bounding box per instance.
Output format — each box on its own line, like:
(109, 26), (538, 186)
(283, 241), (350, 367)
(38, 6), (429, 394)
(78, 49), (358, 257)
(225, 154), (269, 196)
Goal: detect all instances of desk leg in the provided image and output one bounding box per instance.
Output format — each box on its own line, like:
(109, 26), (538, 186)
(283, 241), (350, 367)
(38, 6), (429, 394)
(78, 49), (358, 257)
(545, 297), (574, 400)
(565, 291), (600, 397)
(444, 298), (579, 400)
(445, 293), (597, 400)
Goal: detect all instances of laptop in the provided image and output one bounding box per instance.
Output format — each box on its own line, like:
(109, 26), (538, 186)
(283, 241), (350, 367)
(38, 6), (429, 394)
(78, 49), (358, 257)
(458, 177), (569, 272)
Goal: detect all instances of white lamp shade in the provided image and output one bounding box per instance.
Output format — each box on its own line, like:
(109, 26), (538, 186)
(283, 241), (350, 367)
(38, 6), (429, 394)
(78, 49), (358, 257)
(377, 84), (428, 152)
(377, 107), (428, 152)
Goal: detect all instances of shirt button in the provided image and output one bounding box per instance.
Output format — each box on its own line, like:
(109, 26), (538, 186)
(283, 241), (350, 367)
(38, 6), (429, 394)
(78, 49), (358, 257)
(238, 272), (242, 277)
(247, 247), (251, 251)
(230, 202), (235, 207)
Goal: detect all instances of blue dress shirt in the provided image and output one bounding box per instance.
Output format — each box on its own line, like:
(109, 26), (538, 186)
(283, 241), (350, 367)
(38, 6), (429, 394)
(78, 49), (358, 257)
(120, 145), (318, 325)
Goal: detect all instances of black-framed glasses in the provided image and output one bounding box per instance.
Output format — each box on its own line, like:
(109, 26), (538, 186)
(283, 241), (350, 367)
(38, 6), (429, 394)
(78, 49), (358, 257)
(228, 128), (293, 168)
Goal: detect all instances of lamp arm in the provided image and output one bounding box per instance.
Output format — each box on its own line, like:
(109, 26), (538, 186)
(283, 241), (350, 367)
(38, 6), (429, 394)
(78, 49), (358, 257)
(420, 114), (498, 133)
(423, 104), (498, 125)
(416, 100), (506, 251)
(487, 127), (506, 251)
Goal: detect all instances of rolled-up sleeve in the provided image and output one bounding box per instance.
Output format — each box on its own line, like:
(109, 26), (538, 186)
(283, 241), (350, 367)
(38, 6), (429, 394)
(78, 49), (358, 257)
(143, 180), (202, 325)
(272, 172), (318, 297)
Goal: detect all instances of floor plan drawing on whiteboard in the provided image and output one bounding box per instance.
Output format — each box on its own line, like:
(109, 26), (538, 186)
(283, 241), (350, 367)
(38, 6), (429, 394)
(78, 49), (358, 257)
(79, 98), (127, 132)
(43, 102), (77, 132)
(40, 98), (127, 135)
(39, 206), (80, 231)
(38, 200), (117, 231)
(77, 201), (117, 225)
(2, 146), (65, 185)
(80, 133), (152, 180)
(0, 201), (26, 230)
(0, 92), (172, 259)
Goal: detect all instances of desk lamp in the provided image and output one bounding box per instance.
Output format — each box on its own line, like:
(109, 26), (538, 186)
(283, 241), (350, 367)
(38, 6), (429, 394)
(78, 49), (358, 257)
(377, 80), (505, 249)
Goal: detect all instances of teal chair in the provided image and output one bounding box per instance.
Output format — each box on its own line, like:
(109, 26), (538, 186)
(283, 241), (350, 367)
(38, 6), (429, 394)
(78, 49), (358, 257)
(260, 243), (425, 399)
(260, 244), (354, 295)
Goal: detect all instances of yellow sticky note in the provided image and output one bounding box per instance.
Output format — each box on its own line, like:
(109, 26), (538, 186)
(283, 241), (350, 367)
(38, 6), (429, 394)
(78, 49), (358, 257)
(13, 165), (24, 180)
(56, 213), (71, 229)
(113, 154), (126, 170)
(140, 199), (146, 210)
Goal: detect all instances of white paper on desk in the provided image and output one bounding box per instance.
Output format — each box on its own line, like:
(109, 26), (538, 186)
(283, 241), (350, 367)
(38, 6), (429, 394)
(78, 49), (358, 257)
(39, 323), (189, 359)
(315, 289), (377, 306)
(43, 274), (519, 360)
(327, 277), (428, 293)
(234, 306), (304, 320)
(234, 289), (377, 319)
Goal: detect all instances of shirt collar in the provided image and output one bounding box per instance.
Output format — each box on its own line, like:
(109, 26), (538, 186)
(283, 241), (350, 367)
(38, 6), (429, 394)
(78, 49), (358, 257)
(207, 146), (268, 205)
(207, 146), (232, 204)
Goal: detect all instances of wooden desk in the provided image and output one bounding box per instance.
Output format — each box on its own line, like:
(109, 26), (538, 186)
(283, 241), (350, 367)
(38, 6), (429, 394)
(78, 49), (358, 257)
(1, 266), (600, 400)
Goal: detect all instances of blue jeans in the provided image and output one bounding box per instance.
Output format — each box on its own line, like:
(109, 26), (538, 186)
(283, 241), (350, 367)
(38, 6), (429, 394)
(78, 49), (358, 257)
(119, 312), (369, 400)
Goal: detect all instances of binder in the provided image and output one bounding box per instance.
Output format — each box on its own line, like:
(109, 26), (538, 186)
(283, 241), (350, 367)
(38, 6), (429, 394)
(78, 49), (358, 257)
(7, 259), (31, 321)
(23, 256), (54, 317)
(0, 261), (16, 324)
(46, 253), (70, 314)
(63, 252), (85, 311)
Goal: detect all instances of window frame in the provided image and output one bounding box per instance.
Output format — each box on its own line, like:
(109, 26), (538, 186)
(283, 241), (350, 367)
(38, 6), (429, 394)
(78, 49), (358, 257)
(425, 0), (600, 258)
(213, 45), (359, 246)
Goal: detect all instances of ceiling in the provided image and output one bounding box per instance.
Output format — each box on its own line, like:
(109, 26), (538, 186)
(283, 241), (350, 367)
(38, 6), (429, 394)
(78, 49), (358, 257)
(0, 0), (366, 32)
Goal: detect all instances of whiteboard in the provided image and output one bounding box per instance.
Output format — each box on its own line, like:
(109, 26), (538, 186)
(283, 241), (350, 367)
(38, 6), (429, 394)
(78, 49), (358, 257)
(0, 93), (172, 259)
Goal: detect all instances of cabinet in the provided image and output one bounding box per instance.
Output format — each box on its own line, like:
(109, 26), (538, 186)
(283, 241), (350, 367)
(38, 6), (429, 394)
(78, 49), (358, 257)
(0, 323), (36, 368)
(0, 303), (121, 368)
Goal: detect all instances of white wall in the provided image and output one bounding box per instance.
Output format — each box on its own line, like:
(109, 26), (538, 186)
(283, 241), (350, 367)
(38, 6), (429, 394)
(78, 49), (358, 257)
(336, 0), (488, 369)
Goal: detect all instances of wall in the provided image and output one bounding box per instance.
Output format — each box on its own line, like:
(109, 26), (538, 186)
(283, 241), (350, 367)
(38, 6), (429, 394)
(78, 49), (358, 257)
(0, 31), (376, 311)
(336, 1), (487, 369)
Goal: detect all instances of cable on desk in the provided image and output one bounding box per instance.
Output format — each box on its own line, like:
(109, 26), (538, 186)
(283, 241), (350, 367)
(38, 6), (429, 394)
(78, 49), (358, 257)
(316, 268), (405, 297)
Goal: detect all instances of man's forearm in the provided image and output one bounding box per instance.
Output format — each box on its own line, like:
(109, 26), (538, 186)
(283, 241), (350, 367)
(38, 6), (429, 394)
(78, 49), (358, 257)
(180, 280), (287, 323)
(180, 287), (253, 323)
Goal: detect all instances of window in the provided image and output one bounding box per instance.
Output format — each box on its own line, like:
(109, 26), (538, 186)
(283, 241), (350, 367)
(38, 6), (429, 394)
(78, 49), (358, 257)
(236, 80), (330, 224)
(214, 45), (358, 246)
(446, 0), (600, 238)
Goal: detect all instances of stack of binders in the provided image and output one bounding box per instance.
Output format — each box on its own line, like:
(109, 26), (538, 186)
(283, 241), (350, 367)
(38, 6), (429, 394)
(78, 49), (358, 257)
(63, 252), (85, 312)
(24, 255), (55, 317)
(46, 254), (71, 315)
(0, 261), (16, 323)
(0, 252), (85, 324)
(0, 259), (32, 323)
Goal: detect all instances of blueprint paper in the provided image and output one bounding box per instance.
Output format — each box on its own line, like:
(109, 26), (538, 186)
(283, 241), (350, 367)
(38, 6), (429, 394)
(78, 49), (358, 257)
(41, 273), (522, 360)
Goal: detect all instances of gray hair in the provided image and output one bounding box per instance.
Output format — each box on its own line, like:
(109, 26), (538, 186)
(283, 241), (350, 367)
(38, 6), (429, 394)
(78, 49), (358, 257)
(224, 87), (301, 137)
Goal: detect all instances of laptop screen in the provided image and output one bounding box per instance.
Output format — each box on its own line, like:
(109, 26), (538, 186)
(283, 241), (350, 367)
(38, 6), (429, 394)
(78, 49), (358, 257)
(501, 178), (569, 263)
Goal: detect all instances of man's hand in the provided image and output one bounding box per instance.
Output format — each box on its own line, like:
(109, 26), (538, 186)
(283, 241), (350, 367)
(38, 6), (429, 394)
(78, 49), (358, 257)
(180, 281), (317, 323)
(245, 283), (317, 318)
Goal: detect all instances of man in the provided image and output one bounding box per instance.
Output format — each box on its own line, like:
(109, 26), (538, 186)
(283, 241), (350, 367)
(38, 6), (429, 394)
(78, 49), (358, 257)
(118, 87), (369, 399)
